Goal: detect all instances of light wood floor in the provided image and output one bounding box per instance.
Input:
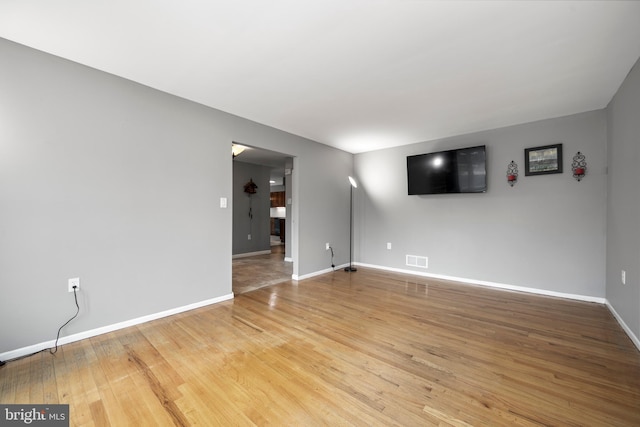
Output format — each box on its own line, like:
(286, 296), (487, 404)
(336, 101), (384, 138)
(2, 267), (639, 426)
(232, 244), (292, 295)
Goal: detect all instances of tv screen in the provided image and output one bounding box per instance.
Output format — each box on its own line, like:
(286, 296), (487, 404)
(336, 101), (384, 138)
(407, 145), (487, 195)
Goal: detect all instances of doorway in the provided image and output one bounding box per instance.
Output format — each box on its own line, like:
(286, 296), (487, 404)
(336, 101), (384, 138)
(231, 144), (295, 294)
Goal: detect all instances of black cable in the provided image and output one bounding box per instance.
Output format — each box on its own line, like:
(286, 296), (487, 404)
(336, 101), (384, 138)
(329, 246), (336, 270)
(0, 287), (80, 366)
(49, 286), (80, 355)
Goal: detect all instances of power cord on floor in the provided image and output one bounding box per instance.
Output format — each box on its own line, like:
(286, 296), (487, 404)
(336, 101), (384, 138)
(0, 286), (80, 367)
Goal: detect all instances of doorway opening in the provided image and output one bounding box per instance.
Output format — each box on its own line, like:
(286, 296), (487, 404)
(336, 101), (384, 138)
(231, 144), (296, 294)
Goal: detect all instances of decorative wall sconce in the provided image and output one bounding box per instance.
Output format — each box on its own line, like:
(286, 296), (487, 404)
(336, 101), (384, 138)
(571, 152), (587, 181)
(506, 160), (518, 186)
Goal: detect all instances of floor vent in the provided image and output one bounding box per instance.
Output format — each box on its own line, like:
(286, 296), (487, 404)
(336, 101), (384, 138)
(406, 255), (428, 269)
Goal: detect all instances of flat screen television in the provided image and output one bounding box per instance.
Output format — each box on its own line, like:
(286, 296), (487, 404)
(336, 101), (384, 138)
(407, 145), (487, 195)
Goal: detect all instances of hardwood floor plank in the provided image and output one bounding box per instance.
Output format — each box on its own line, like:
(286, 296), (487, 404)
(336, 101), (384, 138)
(89, 400), (110, 427)
(92, 383), (129, 427)
(63, 341), (101, 427)
(2, 266), (639, 425)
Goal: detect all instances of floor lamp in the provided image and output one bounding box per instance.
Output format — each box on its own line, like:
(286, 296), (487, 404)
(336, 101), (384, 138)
(345, 176), (358, 272)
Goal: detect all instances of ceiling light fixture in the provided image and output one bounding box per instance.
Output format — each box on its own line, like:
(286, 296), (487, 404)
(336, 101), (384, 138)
(232, 144), (248, 158)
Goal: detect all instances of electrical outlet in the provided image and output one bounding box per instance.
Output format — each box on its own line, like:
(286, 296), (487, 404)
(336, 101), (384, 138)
(622, 270), (626, 285)
(68, 277), (80, 292)
(248, 234), (252, 240)
(387, 242), (392, 250)
(326, 243), (330, 250)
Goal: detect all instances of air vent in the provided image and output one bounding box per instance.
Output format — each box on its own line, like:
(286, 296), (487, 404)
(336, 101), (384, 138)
(406, 255), (428, 269)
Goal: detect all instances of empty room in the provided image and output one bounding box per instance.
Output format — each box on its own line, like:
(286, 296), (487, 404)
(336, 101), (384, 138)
(1, 1), (639, 425)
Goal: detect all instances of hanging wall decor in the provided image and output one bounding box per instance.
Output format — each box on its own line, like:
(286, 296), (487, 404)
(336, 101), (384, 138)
(571, 152), (587, 181)
(243, 178), (258, 194)
(244, 178), (258, 225)
(507, 160), (518, 187)
(524, 143), (563, 176)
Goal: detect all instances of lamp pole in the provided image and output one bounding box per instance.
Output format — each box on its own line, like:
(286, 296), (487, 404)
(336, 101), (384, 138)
(345, 176), (357, 272)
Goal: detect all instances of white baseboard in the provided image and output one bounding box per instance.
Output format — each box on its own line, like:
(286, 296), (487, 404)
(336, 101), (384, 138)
(605, 300), (640, 352)
(232, 250), (271, 259)
(355, 262), (607, 304)
(293, 263), (349, 281)
(287, 262), (608, 305)
(284, 257), (293, 263)
(0, 293), (234, 362)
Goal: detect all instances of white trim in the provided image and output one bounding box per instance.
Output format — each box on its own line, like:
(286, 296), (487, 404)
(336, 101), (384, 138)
(0, 293), (234, 362)
(232, 250), (271, 259)
(292, 264), (349, 281)
(355, 262), (607, 304)
(284, 257), (293, 263)
(605, 300), (640, 352)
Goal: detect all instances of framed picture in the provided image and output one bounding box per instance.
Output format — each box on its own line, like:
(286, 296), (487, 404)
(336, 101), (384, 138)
(524, 143), (563, 176)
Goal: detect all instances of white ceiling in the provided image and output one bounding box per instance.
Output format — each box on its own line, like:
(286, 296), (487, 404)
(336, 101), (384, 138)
(2, 1), (640, 154)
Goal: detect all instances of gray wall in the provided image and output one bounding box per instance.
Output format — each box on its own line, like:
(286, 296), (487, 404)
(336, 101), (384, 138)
(0, 38), (353, 355)
(7, 32), (630, 356)
(354, 110), (607, 298)
(606, 58), (640, 339)
(232, 162), (271, 255)
(285, 170), (293, 260)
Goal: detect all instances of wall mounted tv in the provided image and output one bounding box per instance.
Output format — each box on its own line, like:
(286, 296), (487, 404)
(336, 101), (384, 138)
(407, 145), (487, 195)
